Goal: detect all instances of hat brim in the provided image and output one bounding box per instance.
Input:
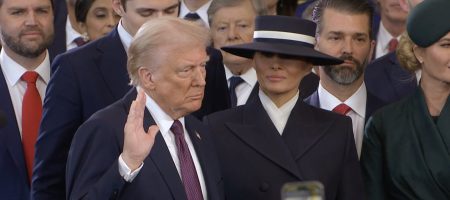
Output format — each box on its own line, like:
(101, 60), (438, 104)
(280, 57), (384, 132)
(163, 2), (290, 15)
(221, 42), (343, 66)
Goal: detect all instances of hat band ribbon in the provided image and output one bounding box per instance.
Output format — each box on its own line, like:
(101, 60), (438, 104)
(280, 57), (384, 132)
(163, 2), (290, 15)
(254, 30), (316, 45)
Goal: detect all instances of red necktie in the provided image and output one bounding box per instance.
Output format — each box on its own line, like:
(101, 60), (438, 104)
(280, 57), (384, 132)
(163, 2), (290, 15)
(73, 37), (87, 47)
(170, 120), (203, 200)
(332, 103), (352, 115)
(21, 71), (42, 182)
(388, 38), (398, 52)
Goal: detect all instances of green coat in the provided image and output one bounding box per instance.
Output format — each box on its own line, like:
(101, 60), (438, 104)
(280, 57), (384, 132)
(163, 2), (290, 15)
(361, 88), (450, 200)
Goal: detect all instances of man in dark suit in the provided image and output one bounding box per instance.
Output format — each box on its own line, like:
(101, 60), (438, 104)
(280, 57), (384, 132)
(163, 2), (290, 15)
(67, 17), (223, 199)
(0, 0), (54, 199)
(305, 0), (385, 158)
(32, 0), (183, 199)
(205, 15), (363, 200)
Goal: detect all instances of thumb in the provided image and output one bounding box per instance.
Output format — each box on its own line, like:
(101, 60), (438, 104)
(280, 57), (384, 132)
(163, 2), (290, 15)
(147, 125), (159, 139)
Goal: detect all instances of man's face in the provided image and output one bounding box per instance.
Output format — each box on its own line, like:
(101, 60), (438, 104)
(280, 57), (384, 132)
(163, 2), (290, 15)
(316, 8), (374, 85)
(147, 43), (208, 119)
(114, 0), (179, 36)
(0, 0), (54, 58)
(377, 0), (408, 23)
(211, 1), (256, 66)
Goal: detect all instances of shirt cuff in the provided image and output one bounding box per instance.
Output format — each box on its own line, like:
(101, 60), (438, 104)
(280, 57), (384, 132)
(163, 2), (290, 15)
(118, 154), (143, 182)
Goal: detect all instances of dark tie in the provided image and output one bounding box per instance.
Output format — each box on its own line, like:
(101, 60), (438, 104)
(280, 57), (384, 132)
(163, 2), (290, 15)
(229, 76), (244, 107)
(21, 71), (42, 182)
(73, 37), (87, 47)
(184, 12), (201, 21)
(388, 38), (398, 52)
(170, 120), (203, 200)
(332, 103), (352, 115)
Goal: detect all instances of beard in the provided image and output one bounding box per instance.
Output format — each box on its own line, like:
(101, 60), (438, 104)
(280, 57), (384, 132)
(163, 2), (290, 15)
(1, 27), (54, 58)
(322, 53), (367, 85)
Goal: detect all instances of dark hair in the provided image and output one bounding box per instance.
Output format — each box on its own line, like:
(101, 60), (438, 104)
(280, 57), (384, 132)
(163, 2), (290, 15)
(75, 0), (95, 22)
(312, 0), (374, 39)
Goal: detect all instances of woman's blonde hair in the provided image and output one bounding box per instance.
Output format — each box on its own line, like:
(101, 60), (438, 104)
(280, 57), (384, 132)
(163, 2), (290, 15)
(396, 32), (421, 73)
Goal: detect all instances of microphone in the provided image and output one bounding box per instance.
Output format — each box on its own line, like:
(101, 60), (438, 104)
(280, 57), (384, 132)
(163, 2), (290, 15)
(0, 110), (7, 128)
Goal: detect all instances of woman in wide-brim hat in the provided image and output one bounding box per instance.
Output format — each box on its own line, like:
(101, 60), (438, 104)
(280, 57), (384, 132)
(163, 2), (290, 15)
(204, 15), (364, 200)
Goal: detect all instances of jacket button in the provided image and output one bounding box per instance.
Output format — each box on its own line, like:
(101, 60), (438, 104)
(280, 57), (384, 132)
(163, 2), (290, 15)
(259, 182), (270, 192)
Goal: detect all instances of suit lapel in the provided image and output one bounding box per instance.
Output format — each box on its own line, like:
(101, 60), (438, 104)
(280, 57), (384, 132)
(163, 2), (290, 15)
(96, 29), (131, 100)
(0, 68), (28, 185)
(365, 91), (386, 124)
(226, 99), (303, 180)
(304, 91), (320, 108)
(281, 100), (333, 161)
(122, 89), (186, 199)
(245, 83), (260, 105)
(386, 53), (417, 99)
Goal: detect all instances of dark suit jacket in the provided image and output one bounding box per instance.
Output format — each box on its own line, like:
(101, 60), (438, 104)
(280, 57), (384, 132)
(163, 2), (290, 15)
(204, 97), (364, 200)
(33, 28), (224, 199)
(365, 52), (417, 104)
(66, 89), (224, 200)
(194, 66), (319, 119)
(0, 67), (30, 200)
(48, 0), (68, 62)
(304, 88), (386, 124)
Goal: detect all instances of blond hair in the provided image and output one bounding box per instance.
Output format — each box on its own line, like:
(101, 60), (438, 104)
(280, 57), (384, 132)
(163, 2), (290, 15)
(396, 33), (421, 72)
(127, 17), (210, 86)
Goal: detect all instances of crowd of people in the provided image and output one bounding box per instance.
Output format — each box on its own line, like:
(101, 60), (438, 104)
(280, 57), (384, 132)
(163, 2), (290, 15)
(0, 0), (449, 199)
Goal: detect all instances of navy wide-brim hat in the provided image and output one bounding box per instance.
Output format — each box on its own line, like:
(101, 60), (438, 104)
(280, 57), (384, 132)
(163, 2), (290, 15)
(407, 0), (450, 47)
(221, 15), (343, 66)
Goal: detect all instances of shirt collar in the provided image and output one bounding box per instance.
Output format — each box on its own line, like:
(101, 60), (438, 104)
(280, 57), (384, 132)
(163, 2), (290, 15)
(318, 83), (367, 117)
(117, 19), (134, 53)
(377, 22), (401, 51)
(0, 49), (51, 86)
(66, 16), (83, 46)
(179, 0), (212, 27)
(224, 65), (257, 88)
(140, 87), (185, 135)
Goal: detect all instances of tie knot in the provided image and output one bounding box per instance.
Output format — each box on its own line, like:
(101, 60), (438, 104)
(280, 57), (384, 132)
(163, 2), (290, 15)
(21, 71), (39, 84)
(229, 76), (244, 91)
(332, 103), (352, 115)
(388, 38), (398, 52)
(73, 37), (87, 47)
(184, 12), (200, 21)
(170, 120), (184, 136)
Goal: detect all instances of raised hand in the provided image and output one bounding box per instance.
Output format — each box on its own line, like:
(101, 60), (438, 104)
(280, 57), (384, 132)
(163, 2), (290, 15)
(122, 89), (159, 171)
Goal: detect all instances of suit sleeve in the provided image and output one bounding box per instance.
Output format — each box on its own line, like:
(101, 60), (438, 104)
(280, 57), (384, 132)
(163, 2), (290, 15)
(66, 117), (127, 200)
(337, 117), (365, 200)
(361, 116), (387, 200)
(33, 54), (85, 199)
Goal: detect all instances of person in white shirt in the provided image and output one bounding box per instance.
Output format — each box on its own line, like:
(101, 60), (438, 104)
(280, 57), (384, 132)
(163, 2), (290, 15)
(305, 0), (386, 157)
(0, 0), (54, 198)
(179, 0), (212, 27)
(66, 17), (224, 200)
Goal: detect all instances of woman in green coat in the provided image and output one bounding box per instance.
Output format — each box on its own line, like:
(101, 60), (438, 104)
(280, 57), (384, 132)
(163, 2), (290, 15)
(361, 0), (450, 199)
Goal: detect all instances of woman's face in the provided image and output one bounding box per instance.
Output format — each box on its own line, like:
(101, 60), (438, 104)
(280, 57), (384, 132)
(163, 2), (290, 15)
(415, 32), (450, 84)
(80, 0), (120, 41)
(253, 52), (313, 101)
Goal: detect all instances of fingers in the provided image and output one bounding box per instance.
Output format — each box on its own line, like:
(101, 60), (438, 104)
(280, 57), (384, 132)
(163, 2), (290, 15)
(134, 89), (146, 128)
(147, 125), (159, 138)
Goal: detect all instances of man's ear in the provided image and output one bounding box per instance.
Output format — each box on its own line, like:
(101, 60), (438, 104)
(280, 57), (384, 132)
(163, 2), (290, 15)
(112, 0), (125, 17)
(138, 67), (157, 90)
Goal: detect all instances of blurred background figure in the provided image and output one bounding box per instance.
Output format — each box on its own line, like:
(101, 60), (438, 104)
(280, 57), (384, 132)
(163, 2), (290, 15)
(179, 0), (212, 27)
(75, 0), (120, 43)
(362, 0), (450, 199)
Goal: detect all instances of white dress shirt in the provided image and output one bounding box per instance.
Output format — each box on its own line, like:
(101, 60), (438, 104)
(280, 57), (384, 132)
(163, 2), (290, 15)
(118, 88), (207, 199)
(117, 20), (134, 53)
(259, 90), (299, 135)
(375, 22), (402, 59)
(179, 0), (212, 28)
(318, 83), (367, 158)
(224, 66), (257, 106)
(66, 17), (83, 50)
(0, 49), (50, 137)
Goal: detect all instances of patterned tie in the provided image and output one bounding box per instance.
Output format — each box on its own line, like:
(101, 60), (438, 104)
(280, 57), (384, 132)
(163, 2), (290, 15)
(229, 76), (244, 107)
(388, 38), (398, 52)
(332, 103), (352, 115)
(21, 71), (42, 182)
(170, 120), (203, 200)
(184, 12), (201, 21)
(73, 37), (87, 47)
